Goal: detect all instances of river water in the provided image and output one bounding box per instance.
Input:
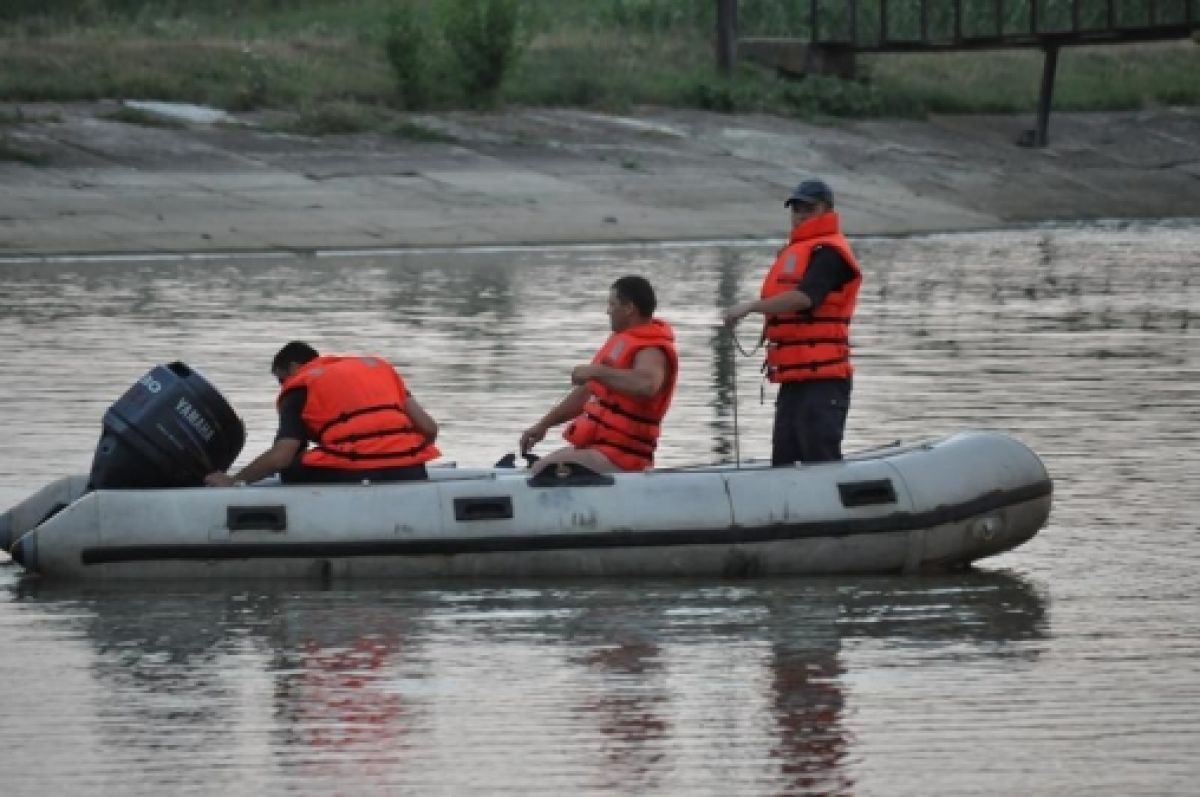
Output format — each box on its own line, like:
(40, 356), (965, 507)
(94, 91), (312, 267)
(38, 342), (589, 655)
(0, 221), (1197, 795)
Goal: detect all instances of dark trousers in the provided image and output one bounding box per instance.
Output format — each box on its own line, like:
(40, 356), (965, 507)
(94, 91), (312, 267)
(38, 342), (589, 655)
(280, 460), (428, 484)
(772, 378), (852, 466)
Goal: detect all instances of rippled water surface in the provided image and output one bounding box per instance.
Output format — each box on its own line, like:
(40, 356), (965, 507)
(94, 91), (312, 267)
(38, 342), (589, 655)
(1, 221), (1197, 795)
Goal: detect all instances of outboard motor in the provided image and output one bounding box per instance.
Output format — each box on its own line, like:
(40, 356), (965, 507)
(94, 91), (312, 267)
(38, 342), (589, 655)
(88, 362), (245, 490)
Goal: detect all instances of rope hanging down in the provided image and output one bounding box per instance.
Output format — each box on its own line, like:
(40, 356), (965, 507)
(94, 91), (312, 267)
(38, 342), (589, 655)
(729, 327), (763, 358)
(724, 326), (764, 469)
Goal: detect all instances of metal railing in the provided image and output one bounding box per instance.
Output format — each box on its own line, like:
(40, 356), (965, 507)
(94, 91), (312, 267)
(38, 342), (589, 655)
(728, 0), (1198, 51)
(720, 0), (1198, 146)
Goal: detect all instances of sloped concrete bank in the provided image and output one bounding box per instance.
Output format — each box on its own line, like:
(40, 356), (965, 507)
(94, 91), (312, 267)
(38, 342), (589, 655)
(1, 102), (1198, 256)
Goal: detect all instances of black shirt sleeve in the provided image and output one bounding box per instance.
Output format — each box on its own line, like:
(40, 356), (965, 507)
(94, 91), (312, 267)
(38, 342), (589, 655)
(794, 246), (856, 308)
(275, 388), (309, 443)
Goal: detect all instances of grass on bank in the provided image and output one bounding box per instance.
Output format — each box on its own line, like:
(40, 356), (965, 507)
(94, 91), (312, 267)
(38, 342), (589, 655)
(0, 0), (1197, 133)
(0, 133), (48, 164)
(283, 101), (456, 140)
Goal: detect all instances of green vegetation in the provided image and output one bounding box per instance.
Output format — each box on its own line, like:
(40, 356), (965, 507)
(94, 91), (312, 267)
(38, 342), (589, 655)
(282, 100), (455, 140)
(0, 106), (47, 163)
(0, 1), (1196, 134)
(0, 133), (47, 164)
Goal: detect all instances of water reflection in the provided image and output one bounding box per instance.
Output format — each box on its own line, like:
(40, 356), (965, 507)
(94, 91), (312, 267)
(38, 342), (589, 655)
(10, 573), (1046, 794)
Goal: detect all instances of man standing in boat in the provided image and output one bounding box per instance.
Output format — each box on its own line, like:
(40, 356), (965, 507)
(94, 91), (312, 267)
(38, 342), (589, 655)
(520, 275), (678, 475)
(722, 179), (862, 465)
(204, 341), (440, 486)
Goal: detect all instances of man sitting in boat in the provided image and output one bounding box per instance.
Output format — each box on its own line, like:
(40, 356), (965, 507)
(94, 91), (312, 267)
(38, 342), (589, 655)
(519, 275), (678, 476)
(204, 341), (440, 486)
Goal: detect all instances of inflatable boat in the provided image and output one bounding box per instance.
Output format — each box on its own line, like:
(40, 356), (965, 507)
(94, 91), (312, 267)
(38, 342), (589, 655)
(0, 362), (1051, 580)
(1, 430), (1051, 581)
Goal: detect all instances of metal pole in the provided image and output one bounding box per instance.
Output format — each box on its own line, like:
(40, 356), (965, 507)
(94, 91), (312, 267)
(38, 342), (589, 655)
(996, 0), (1004, 37)
(921, 0), (929, 41)
(811, 0), (820, 42)
(1035, 43), (1059, 147)
(1072, 0), (1081, 32)
(954, 0), (962, 40)
(881, 0), (889, 45)
(1031, 0), (1039, 35)
(716, 0), (738, 75)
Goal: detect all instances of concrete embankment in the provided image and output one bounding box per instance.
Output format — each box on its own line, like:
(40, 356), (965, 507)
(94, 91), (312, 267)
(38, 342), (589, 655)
(1, 102), (1198, 256)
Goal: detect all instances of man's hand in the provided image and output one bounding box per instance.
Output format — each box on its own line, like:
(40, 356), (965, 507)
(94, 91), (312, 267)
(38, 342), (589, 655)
(722, 300), (755, 327)
(204, 472), (236, 488)
(570, 364), (598, 386)
(519, 423), (548, 455)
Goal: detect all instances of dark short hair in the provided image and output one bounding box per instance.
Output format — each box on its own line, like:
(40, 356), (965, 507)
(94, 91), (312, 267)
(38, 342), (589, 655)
(611, 275), (657, 318)
(271, 341), (319, 373)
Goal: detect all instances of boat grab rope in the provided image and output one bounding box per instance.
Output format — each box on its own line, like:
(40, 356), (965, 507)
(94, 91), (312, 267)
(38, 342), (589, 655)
(729, 327), (764, 358)
(724, 326), (765, 468)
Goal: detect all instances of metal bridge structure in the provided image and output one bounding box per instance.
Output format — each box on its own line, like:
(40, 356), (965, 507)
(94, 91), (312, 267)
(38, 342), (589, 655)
(716, 0), (1199, 145)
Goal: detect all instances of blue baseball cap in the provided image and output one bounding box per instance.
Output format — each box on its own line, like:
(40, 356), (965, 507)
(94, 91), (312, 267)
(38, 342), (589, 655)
(785, 179), (834, 208)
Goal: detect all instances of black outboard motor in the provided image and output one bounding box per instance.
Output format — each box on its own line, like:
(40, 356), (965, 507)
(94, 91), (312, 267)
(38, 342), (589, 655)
(88, 362), (245, 490)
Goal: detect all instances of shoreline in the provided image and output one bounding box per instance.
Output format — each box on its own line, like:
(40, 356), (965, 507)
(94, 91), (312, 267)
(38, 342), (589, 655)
(2, 102), (1199, 257)
(3, 215), (1200, 266)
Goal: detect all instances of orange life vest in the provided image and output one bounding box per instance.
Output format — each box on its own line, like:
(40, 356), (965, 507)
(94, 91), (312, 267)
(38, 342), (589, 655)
(278, 355), (439, 470)
(760, 211), (862, 383)
(563, 319), (679, 471)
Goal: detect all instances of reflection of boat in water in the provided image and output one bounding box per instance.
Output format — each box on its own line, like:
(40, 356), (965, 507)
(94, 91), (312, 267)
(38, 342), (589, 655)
(11, 573), (1047, 794)
(2, 431), (1051, 581)
(14, 570), (1047, 654)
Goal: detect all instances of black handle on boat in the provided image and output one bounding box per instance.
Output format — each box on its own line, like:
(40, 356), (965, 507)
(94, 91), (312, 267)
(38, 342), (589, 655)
(838, 479), (898, 508)
(454, 497), (514, 521)
(227, 505), (288, 532)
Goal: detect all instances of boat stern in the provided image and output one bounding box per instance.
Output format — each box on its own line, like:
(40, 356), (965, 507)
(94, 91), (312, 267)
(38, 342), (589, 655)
(2, 476), (89, 544)
(9, 530), (37, 573)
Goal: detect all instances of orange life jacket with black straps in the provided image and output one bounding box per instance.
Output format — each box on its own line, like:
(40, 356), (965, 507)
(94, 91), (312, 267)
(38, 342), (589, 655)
(278, 355), (440, 470)
(563, 319), (679, 471)
(760, 211), (862, 383)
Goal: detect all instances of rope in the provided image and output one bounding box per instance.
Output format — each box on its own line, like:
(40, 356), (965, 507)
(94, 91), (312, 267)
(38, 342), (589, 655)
(724, 326), (762, 468)
(730, 327), (764, 358)
(729, 342), (740, 468)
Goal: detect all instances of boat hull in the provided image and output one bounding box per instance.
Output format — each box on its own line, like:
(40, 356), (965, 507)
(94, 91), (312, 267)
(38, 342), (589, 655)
(3, 431), (1051, 581)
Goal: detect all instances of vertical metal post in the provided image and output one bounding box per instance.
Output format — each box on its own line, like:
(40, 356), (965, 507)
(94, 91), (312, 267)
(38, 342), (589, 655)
(850, 0), (858, 45)
(1072, 0), (1081, 32)
(1106, 0), (1115, 28)
(716, 0), (738, 74)
(1035, 43), (1059, 147)
(881, 0), (889, 45)
(996, 0), (1005, 37)
(811, 0), (820, 42)
(1147, 0), (1157, 25)
(920, 0), (929, 41)
(954, 0), (963, 40)
(1031, 0), (1039, 34)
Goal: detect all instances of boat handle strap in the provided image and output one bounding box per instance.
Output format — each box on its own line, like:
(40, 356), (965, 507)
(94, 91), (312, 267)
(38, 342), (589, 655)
(454, 496), (514, 522)
(838, 479), (897, 508)
(227, 505), (288, 532)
